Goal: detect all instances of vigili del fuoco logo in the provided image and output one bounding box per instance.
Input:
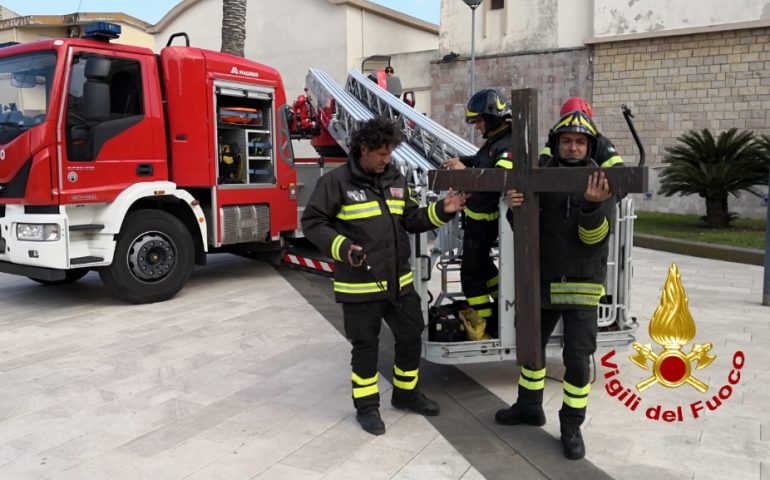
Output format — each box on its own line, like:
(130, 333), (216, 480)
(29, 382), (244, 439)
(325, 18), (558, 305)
(601, 264), (746, 421)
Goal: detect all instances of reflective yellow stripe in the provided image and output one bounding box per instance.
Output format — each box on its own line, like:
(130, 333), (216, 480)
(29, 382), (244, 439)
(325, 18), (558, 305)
(352, 372), (378, 386)
(563, 381), (591, 396)
(465, 208), (499, 221)
(541, 146), (552, 157)
(550, 282), (605, 306)
(393, 377), (418, 390)
(578, 218), (609, 245)
(393, 365), (418, 390)
(563, 393), (589, 409)
(551, 283), (605, 295)
(399, 271), (414, 289)
(331, 235), (346, 262)
(475, 308), (493, 318)
(466, 294), (489, 306)
(522, 367), (546, 380)
(428, 202), (445, 227)
(336, 201), (382, 220)
(353, 384), (379, 398)
(601, 155), (624, 168)
(495, 159), (513, 169)
(519, 376), (545, 391)
(551, 294), (602, 306)
(519, 366), (546, 391)
(554, 113), (597, 136)
(408, 187), (418, 203)
(394, 366), (418, 377)
(387, 199), (405, 215)
(352, 372), (379, 398)
(334, 280), (387, 294)
(486, 276), (499, 288)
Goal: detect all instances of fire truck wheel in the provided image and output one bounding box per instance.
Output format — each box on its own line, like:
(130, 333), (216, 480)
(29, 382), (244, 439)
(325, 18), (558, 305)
(29, 269), (90, 286)
(99, 210), (194, 304)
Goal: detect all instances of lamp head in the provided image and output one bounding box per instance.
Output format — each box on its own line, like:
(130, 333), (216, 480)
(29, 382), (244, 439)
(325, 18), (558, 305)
(463, 0), (484, 9)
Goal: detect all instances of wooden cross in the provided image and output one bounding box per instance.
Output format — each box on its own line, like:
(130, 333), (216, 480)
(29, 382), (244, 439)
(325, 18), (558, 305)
(428, 89), (649, 369)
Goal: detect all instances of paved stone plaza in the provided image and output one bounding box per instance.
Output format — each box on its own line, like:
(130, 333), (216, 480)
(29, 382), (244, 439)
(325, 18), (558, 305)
(0, 248), (766, 479)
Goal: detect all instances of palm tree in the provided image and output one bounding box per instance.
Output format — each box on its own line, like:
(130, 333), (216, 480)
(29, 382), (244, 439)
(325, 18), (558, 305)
(221, 0), (247, 57)
(658, 128), (768, 228)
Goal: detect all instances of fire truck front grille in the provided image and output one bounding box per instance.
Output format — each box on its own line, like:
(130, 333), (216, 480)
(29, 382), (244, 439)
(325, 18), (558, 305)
(221, 204), (271, 245)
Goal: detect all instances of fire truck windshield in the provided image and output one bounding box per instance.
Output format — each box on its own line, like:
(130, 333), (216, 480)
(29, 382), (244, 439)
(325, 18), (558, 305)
(0, 51), (56, 145)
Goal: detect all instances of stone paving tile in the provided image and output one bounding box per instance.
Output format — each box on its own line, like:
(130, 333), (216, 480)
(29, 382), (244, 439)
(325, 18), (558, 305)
(322, 443), (416, 479)
(253, 463), (322, 480)
(115, 437), (232, 480)
(390, 436), (472, 480)
(373, 411), (440, 453)
(458, 466), (487, 480)
(280, 411), (376, 473)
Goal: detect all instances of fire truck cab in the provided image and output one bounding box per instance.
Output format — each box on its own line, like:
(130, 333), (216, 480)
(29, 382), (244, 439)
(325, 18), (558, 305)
(0, 23), (298, 303)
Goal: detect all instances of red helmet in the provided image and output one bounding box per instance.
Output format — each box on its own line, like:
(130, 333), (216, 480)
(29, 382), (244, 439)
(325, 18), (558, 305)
(560, 97), (593, 119)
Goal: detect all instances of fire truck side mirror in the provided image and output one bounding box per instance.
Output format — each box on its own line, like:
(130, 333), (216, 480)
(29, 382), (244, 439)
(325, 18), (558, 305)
(81, 57), (111, 121)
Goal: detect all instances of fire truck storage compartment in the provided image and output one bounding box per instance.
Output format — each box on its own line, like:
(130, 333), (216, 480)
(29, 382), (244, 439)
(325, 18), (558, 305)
(215, 85), (275, 185)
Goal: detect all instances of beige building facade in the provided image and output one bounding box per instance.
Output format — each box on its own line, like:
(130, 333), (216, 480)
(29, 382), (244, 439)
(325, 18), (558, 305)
(148, 0), (439, 115)
(0, 11), (152, 48)
(435, 0), (769, 218)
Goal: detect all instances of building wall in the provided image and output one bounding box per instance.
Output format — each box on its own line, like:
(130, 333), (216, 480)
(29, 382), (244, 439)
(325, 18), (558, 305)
(345, 5), (438, 61)
(152, 0), (348, 100)
(592, 27), (770, 218)
(593, 0), (768, 37)
(430, 48), (593, 147)
(440, 0), (592, 56)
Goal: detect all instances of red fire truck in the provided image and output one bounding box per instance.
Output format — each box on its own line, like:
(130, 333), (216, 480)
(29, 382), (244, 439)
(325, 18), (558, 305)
(0, 23), (303, 303)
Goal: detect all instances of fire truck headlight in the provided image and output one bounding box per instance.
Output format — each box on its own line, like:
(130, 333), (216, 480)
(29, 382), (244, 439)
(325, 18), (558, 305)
(16, 223), (61, 241)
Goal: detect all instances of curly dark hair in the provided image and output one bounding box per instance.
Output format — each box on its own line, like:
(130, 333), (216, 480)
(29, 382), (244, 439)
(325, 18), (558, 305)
(349, 117), (403, 158)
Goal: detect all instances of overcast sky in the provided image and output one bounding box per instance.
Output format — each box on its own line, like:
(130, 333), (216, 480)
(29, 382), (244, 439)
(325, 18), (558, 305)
(0, 0), (440, 25)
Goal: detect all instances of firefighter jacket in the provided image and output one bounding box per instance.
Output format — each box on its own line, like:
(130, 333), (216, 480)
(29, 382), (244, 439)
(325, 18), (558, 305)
(301, 155), (455, 303)
(458, 123), (513, 221)
(539, 156), (614, 310)
(539, 134), (623, 168)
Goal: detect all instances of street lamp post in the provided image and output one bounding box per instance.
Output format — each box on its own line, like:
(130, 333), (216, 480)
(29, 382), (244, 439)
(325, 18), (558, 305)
(762, 172), (770, 307)
(463, 0), (483, 143)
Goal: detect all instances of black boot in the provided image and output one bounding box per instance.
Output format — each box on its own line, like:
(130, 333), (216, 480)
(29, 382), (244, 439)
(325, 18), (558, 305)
(356, 408), (385, 435)
(391, 392), (440, 416)
(494, 402), (546, 426)
(560, 424), (585, 460)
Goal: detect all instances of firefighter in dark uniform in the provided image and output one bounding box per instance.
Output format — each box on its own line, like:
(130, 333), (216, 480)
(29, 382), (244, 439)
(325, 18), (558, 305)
(540, 97), (624, 168)
(497, 110), (614, 460)
(301, 117), (467, 436)
(441, 88), (513, 335)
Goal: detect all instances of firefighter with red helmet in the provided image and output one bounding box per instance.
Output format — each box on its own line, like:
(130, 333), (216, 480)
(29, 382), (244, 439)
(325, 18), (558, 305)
(301, 117), (467, 436)
(498, 110), (614, 460)
(540, 97), (624, 168)
(441, 88), (513, 336)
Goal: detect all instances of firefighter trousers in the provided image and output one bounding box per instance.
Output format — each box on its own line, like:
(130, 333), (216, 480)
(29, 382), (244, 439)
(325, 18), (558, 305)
(517, 308), (598, 426)
(460, 218), (499, 333)
(342, 290), (425, 412)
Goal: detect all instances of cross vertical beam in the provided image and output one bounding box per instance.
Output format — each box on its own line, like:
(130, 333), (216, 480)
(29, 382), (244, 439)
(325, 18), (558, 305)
(508, 89), (543, 368)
